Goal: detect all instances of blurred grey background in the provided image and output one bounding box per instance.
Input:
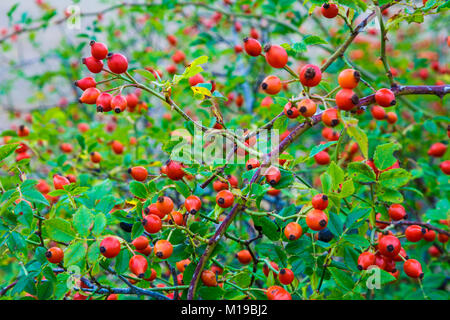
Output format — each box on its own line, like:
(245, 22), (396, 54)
(0, 0), (115, 129)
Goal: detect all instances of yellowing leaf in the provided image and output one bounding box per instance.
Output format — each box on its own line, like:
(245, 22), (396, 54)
(191, 85), (212, 99)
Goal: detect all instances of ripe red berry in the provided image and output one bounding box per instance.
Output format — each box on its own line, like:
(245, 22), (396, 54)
(129, 255), (148, 278)
(143, 203), (164, 219)
(299, 64), (322, 87)
(322, 108), (340, 127)
(107, 53), (128, 74)
(378, 235), (401, 257)
(75, 77), (96, 91)
(201, 270), (218, 287)
(427, 142), (447, 157)
(176, 259), (191, 273)
(17, 125), (30, 137)
(336, 88), (359, 111)
(306, 209), (328, 231)
(90, 40), (108, 60)
(185, 195), (202, 214)
(216, 190), (234, 208)
(261, 75), (282, 95)
(213, 179), (228, 192)
(126, 93), (139, 110)
(100, 236), (121, 258)
(128, 166), (148, 182)
(284, 102), (300, 119)
(357, 252), (376, 270)
(265, 166), (281, 186)
(111, 94), (127, 114)
(45, 247), (64, 264)
(338, 69), (360, 89)
(96, 92), (113, 112)
(243, 37), (262, 56)
(79, 87), (101, 105)
(264, 44), (288, 68)
(246, 158), (260, 170)
(423, 229), (436, 242)
(314, 150), (330, 165)
(266, 286), (292, 300)
(393, 247), (408, 262)
(440, 160), (450, 175)
(236, 250), (252, 264)
(132, 236), (149, 250)
(53, 174), (70, 190)
(83, 56), (104, 73)
(298, 99), (317, 117)
(263, 261), (279, 277)
(172, 50), (186, 64)
(438, 233), (449, 243)
(156, 196), (174, 216)
(110, 140), (124, 155)
(60, 143), (73, 154)
(371, 105), (386, 120)
(312, 194), (328, 210)
(167, 34), (177, 46)
(405, 225), (425, 242)
(278, 268), (295, 285)
(189, 73), (205, 86)
(90, 151), (102, 163)
(403, 259), (423, 278)
(428, 245), (441, 257)
(136, 245), (152, 257)
(386, 112), (398, 124)
(284, 222), (302, 241)
(321, 3), (339, 19)
(388, 204), (407, 221)
(166, 160), (185, 180)
(154, 240), (173, 259)
(167, 211), (184, 226)
(375, 88), (396, 107)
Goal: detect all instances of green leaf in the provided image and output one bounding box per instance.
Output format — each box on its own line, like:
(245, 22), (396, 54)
(43, 218), (76, 242)
(37, 280), (55, 300)
(309, 141), (337, 158)
(64, 241), (86, 267)
(343, 234), (369, 249)
(377, 186), (404, 203)
(21, 189), (49, 206)
(73, 206), (94, 237)
(0, 143), (19, 161)
(328, 267), (354, 291)
(321, 172), (332, 194)
(129, 181), (148, 199)
(373, 142), (400, 171)
(115, 249), (132, 274)
(328, 212), (343, 236)
(327, 161), (344, 190)
(87, 241), (100, 264)
(338, 180), (354, 198)
(347, 162), (376, 183)
(92, 214), (107, 236)
(15, 200), (33, 228)
(347, 125), (368, 159)
(303, 35), (328, 45)
(252, 216), (280, 241)
(378, 168), (411, 189)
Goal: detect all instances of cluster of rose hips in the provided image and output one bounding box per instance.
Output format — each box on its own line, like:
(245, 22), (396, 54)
(75, 41), (144, 114)
(355, 200), (449, 281)
(428, 141), (450, 176)
(8, 125), (31, 162)
(242, 36), (398, 142)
